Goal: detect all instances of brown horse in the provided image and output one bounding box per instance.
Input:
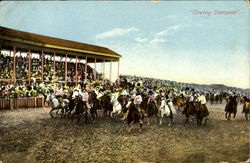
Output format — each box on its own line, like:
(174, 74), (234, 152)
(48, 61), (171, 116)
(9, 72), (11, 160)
(225, 96), (237, 120)
(182, 98), (209, 126)
(242, 97), (250, 120)
(127, 103), (144, 133)
(88, 91), (100, 122)
(100, 94), (113, 117)
(173, 95), (186, 111)
(71, 96), (88, 124)
(146, 95), (161, 125)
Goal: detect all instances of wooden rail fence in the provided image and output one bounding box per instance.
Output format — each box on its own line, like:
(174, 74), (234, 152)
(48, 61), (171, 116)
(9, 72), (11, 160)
(0, 97), (44, 110)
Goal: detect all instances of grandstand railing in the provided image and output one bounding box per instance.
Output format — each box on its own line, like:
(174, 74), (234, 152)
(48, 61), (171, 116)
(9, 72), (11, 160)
(0, 97), (44, 110)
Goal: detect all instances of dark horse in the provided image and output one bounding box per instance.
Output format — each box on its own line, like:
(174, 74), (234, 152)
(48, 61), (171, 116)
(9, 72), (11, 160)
(88, 91), (100, 122)
(242, 96), (250, 120)
(127, 103), (144, 133)
(100, 94), (113, 117)
(145, 95), (161, 125)
(225, 95), (237, 120)
(71, 95), (88, 124)
(182, 98), (209, 126)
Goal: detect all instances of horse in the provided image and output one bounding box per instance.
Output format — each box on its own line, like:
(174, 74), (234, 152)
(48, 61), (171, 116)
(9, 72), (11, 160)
(193, 101), (209, 126)
(126, 103), (144, 133)
(118, 94), (130, 114)
(159, 98), (176, 126)
(100, 94), (113, 117)
(182, 98), (209, 126)
(71, 95), (88, 124)
(242, 96), (250, 120)
(173, 95), (186, 111)
(88, 91), (100, 122)
(225, 95), (237, 120)
(146, 95), (161, 125)
(46, 94), (62, 118)
(110, 94), (123, 118)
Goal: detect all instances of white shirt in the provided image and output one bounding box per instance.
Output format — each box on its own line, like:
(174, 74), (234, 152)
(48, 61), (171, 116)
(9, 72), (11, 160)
(80, 91), (89, 102)
(198, 95), (206, 104)
(134, 95), (143, 105)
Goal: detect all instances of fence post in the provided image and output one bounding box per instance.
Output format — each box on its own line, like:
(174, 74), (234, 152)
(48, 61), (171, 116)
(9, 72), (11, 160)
(10, 99), (13, 110)
(42, 97), (44, 107)
(35, 97), (37, 107)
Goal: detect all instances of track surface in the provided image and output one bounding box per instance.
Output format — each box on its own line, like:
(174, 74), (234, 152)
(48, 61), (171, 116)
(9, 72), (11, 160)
(0, 103), (249, 163)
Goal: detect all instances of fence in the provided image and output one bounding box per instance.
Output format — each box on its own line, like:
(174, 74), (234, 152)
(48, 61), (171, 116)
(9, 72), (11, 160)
(0, 97), (44, 110)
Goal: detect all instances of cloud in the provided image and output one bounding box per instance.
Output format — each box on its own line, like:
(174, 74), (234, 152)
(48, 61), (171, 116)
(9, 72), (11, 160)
(150, 37), (167, 44)
(96, 27), (139, 39)
(149, 24), (183, 45)
(156, 24), (182, 37)
(134, 37), (148, 43)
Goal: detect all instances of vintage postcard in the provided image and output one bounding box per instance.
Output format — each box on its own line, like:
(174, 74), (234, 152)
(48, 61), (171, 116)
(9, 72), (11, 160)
(0, 1), (249, 163)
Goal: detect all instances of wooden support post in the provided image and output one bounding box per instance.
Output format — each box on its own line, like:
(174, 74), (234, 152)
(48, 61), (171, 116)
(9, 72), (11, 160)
(53, 53), (56, 82)
(94, 58), (97, 80)
(41, 50), (44, 82)
(85, 57), (88, 81)
(109, 60), (112, 82)
(13, 46), (16, 85)
(103, 59), (105, 83)
(28, 50), (31, 85)
(65, 54), (68, 85)
(75, 56), (78, 85)
(118, 60), (120, 85)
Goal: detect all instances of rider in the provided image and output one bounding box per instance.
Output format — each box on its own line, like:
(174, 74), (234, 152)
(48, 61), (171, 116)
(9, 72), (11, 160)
(148, 90), (157, 109)
(79, 88), (89, 110)
(134, 89), (143, 124)
(198, 92), (209, 115)
(121, 94), (135, 121)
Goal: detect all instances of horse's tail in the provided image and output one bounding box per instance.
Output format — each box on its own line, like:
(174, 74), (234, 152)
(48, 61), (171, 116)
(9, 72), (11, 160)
(169, 107), (173, 118)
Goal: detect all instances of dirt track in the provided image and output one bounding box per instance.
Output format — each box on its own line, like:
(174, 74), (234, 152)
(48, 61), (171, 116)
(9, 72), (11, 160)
(0, 103), (249, 163)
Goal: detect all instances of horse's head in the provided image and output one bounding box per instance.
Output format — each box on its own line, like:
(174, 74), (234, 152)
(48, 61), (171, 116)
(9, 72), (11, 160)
(46, 94), (52, 103)
(160, 98), (166, 108)
(110, 94), (117, 104)
(74, 95), (82, 106)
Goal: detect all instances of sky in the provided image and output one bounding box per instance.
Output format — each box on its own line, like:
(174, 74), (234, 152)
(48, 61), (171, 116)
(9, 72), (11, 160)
(0, 1), (249, 88)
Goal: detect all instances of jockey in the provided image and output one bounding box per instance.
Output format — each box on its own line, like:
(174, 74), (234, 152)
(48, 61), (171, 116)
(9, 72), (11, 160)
(134, 89), (143, 124)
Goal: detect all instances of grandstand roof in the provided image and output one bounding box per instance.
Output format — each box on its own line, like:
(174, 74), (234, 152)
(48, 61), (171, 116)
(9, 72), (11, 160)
(0, 26), (121, 62)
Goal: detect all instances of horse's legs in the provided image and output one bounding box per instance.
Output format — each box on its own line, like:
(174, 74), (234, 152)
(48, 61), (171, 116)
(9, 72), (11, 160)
(159, 116), (163, 125)
(234, 110), (237, 119)
(185, 114), (190, 125)
(50, 108), (56, 118)
(147, 116), (151, 126)
(204, 117), (208, 126)
(139, 123), (142, 133)
(169, 117), (173, 127)
(127, 124), (131, 134)
(71, 113), (75, 122)
(228, 112), (231, 121)
(77, 115), (81, 125)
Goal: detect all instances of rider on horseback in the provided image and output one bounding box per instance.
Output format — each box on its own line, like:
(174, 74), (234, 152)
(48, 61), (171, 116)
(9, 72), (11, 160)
(134, 89), (143, 124)
(121, 89), (143, 122)
(148, 90), (157, 109)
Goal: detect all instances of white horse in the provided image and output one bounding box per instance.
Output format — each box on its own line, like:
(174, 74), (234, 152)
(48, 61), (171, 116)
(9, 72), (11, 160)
(46, 94), (60, 117)
(110, 94), (122, 118)
(159, 98), (176, 126)
(46, 94), (69, 118)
